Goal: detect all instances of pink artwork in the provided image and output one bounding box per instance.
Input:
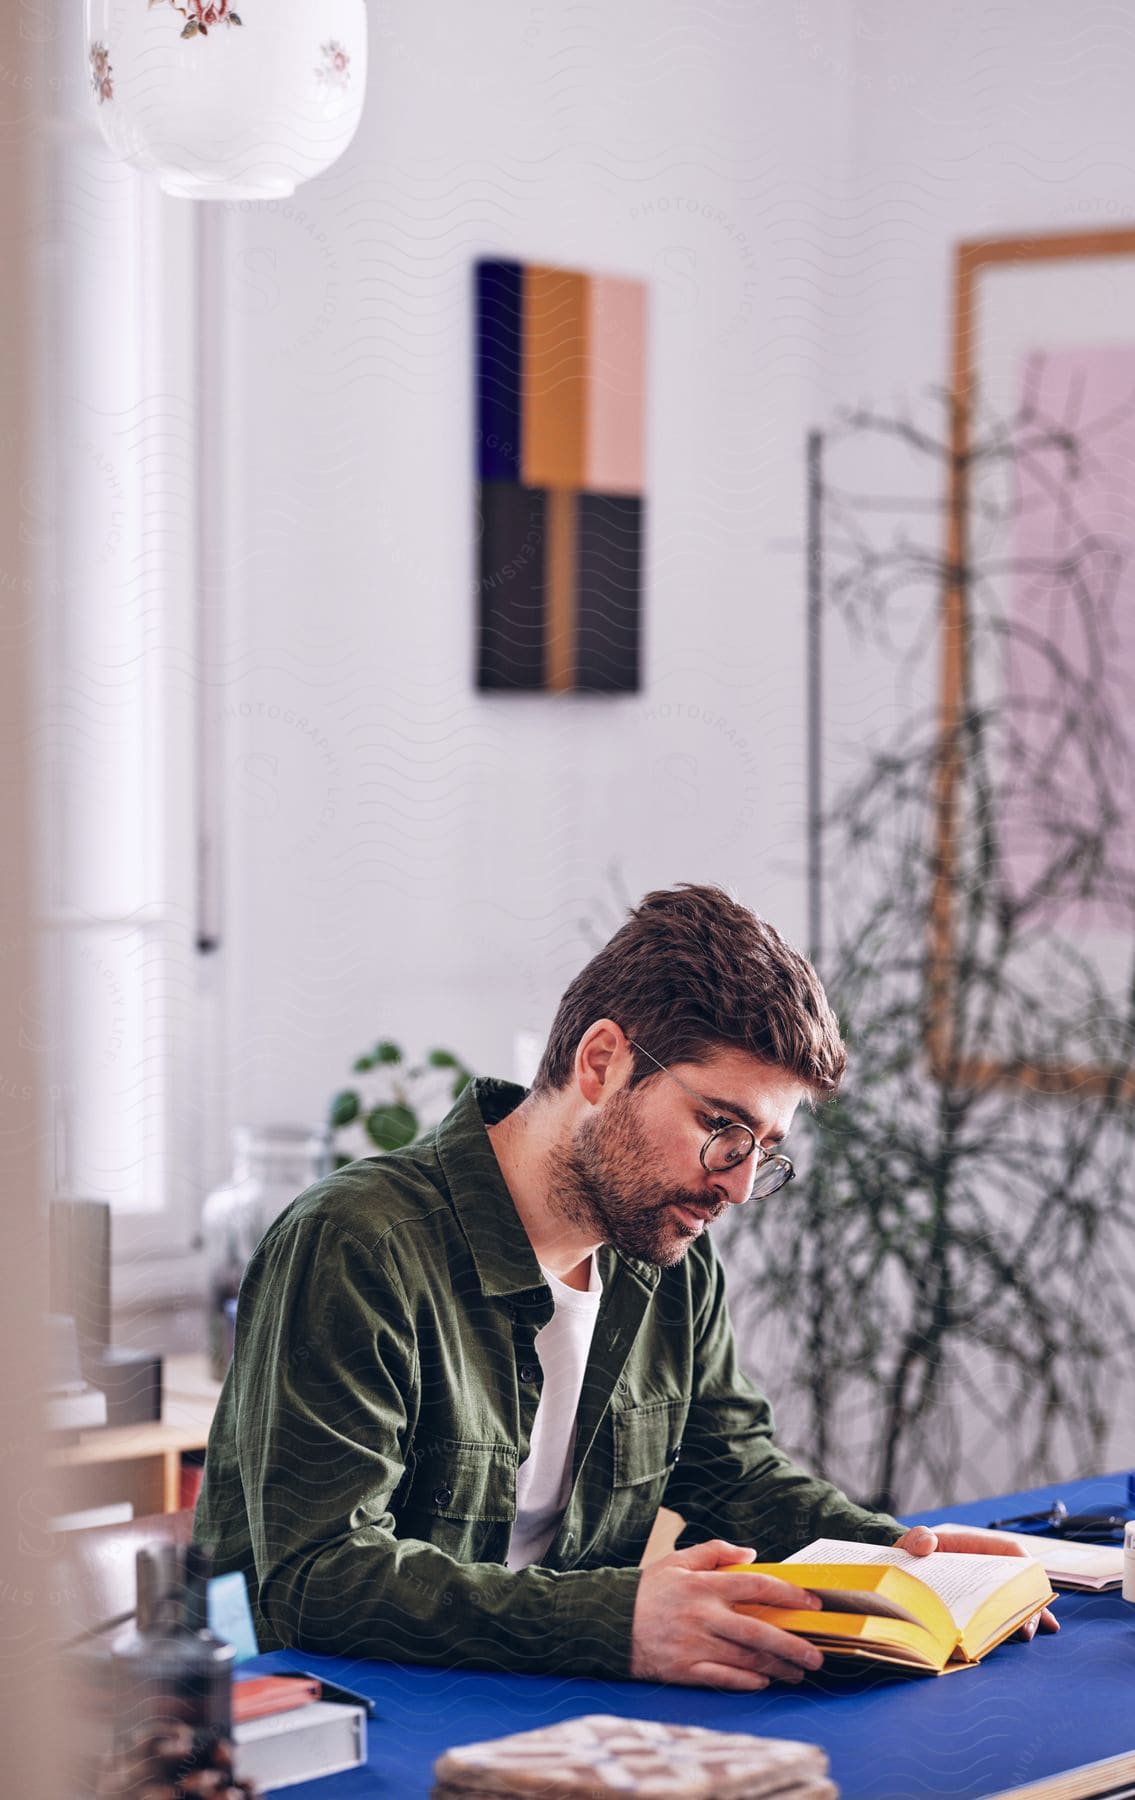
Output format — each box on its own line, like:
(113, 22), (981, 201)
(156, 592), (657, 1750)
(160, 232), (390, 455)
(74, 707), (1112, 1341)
(1005, 344), (1135, 930)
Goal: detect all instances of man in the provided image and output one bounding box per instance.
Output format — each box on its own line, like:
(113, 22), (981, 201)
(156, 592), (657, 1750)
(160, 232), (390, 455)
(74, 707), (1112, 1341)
(196, 884), (1055, 1688)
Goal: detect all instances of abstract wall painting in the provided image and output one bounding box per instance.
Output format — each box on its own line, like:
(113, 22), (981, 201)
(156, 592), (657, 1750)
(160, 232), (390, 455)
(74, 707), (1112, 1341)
(475, 259), (646, 692)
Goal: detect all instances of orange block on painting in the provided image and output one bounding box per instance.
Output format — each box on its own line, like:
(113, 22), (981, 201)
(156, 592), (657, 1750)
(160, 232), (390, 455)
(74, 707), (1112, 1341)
(522, 265), (588, 488)
(586, 275), (646, 494)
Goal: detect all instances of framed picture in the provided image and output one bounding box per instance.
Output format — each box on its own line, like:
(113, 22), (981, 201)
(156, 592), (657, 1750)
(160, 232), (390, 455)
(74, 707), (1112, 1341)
(474, 259), (646, 693)
(933, 230), (1135, 1094)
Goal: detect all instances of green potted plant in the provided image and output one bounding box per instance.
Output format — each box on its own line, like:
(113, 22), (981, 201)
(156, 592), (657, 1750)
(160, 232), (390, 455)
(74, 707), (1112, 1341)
(328, 1040), (473, 1168)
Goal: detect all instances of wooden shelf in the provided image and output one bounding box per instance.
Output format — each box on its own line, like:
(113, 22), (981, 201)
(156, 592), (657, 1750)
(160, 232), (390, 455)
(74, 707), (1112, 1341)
(50, 1353), (222, 1515)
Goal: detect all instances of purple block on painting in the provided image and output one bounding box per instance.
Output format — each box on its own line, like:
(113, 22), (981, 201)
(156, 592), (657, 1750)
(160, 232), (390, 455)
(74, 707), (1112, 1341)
(476, 260), (523, 483)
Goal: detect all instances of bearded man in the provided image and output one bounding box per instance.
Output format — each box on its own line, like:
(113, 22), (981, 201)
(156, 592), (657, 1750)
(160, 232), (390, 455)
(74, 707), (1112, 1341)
(196, 883), (1054, 1688)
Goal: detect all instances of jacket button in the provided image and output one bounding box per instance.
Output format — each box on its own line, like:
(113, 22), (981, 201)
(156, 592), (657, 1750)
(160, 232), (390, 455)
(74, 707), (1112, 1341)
(432, 1483), (453, 1508)
(519, 1363), (539, 1383)
(668, 1443), (682, 1465)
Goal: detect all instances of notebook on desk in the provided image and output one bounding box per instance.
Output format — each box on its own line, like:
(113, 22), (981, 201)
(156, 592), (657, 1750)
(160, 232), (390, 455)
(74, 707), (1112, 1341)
(936, 1525), (1124, 1591)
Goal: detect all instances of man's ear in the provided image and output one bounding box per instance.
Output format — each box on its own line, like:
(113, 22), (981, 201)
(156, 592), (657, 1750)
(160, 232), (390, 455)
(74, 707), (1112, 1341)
(575, 1019), (629, 1106)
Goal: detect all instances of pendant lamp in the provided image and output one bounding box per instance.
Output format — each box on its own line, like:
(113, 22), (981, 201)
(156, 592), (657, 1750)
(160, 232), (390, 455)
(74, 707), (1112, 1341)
(84, 1), (367, 200)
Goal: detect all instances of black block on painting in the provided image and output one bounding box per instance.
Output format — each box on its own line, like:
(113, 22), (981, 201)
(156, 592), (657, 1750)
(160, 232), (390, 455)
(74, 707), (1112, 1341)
(477, 481), (547, 689)
(575, 494), (643, 692)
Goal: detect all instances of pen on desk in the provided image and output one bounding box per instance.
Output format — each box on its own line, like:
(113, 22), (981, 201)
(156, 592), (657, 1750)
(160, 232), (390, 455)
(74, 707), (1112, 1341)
(295, 1672), (378, 1719)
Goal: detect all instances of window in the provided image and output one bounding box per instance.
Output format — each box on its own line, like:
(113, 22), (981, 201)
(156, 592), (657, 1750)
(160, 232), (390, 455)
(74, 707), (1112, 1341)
(40, 67), (204, 1266)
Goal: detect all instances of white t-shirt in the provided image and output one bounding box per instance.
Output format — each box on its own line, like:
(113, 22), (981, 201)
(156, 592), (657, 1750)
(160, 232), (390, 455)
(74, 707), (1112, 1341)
(506, 1254), (604, 1570)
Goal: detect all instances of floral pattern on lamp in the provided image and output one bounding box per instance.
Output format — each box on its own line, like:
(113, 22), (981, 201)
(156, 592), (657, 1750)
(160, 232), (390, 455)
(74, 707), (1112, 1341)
(84, 0), (367, 200)
(89, 42), (114, 103)
(316, 40), (351, 89)
(153, 0), (243, 40)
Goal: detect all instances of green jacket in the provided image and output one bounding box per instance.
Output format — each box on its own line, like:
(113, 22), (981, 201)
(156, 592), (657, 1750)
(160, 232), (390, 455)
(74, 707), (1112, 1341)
(196, 1079), (901, 1677)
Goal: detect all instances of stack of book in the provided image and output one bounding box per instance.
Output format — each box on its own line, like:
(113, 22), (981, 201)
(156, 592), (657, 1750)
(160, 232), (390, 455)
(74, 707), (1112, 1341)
(232, 1676), (367, 1792)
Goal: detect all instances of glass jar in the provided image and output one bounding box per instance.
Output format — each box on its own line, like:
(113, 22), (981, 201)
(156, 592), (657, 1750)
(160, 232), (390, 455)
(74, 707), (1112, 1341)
(202, 1125), (331, 1381)
(111, 1543), (235, 1760)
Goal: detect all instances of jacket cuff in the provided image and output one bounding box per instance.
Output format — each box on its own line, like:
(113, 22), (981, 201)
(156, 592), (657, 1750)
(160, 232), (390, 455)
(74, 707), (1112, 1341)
(550, 1566), (642, 1678)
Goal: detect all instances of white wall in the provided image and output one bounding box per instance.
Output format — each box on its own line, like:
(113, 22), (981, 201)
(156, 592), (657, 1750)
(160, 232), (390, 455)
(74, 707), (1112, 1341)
(211, 0), (855, 1135)
(210, 0), (1135, 1495)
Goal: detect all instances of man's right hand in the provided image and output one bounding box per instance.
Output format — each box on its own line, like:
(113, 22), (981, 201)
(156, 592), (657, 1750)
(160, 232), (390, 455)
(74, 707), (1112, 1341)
(629, 1538), (825, 1691)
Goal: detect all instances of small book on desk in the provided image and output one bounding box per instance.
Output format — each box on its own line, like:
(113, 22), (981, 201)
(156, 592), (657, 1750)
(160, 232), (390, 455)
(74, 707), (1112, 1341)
(233, 1699), (367, 1791)
(232, 1674), (321, 1722)
(726, 1538), (1055, 1675)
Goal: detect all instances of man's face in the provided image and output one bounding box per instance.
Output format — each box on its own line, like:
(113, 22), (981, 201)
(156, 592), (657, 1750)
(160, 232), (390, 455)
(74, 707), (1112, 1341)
(553, 1046), (807, 1268)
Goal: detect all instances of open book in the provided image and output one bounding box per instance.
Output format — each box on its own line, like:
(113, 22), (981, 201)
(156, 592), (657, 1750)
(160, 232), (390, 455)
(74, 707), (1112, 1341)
(726, 1538), (1056, 1675)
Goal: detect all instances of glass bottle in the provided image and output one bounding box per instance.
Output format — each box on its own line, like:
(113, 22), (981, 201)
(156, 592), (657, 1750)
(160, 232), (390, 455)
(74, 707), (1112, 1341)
(202, 1124), (332, 1380)
(111, 1543), (235, 1758)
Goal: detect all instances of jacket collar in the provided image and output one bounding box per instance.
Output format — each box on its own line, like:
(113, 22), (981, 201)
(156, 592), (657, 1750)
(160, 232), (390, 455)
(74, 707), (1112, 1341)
(434, 1077), (660, 1299)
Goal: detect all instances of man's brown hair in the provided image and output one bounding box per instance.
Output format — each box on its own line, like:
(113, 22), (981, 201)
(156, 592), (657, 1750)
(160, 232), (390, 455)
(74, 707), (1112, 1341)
(532, 883), (846, 1100)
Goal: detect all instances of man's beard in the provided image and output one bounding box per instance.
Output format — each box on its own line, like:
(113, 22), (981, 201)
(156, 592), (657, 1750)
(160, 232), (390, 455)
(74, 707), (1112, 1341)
(550, 1087), (722, 1267)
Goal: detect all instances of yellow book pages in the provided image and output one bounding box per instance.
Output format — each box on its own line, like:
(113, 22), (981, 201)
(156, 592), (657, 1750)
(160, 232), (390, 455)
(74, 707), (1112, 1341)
(958, 1561), (1054, 1658)
(728, 1564), (959, 1673)
(781, 1539), (1056, 1656)
(723, 1556), (1054, 1674)
(734, 1601), (950, 1672)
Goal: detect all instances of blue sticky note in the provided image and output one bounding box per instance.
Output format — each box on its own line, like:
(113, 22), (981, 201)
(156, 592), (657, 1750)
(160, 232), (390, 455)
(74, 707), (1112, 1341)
(207, 1570), (259, 1662)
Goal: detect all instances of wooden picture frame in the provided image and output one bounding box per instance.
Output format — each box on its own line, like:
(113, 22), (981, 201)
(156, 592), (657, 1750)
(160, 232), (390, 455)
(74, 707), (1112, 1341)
(933, 229), (1135, 1095)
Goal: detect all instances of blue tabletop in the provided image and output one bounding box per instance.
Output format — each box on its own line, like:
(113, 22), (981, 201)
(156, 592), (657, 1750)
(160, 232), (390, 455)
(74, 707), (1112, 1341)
(250, 1472), (1135, 1800)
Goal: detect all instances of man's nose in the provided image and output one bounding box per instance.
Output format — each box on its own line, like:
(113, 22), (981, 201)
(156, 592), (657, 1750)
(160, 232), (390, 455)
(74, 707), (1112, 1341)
(712, 1158), (757, 1206)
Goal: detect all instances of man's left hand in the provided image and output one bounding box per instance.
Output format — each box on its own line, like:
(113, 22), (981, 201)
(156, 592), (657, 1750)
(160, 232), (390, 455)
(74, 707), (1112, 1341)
(893, 1525), (1060, 1639)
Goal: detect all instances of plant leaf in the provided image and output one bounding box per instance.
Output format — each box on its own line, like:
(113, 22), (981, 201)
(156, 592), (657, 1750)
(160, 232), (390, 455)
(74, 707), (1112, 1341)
(352, 1055), (375, 1073)
(374, 1040), (402, 1064)
(428, 1048), (458, 1068)
(329, 1089), (360, 1128)
(451, 1071), (471, 1099)
(365, 1102), (417, 1152)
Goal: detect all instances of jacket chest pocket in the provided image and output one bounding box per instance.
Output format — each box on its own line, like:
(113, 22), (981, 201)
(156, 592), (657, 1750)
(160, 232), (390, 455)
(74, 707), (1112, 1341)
(607, 1397), (688, 1544)
(407, 1439), (517, 1561)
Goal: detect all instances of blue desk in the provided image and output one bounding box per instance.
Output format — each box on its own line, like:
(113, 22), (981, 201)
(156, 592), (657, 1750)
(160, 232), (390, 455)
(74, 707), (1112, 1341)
(250, 1472), (1135, 1800)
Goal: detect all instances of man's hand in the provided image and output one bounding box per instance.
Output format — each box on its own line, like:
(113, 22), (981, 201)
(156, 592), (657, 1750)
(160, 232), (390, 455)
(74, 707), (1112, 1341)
(630, 1538), (826, 1691)
(894, 1524), (1060, 1639)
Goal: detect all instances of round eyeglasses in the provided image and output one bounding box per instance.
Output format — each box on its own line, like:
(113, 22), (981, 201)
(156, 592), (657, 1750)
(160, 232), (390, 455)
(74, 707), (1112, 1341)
(628, 1041), (796, 1199)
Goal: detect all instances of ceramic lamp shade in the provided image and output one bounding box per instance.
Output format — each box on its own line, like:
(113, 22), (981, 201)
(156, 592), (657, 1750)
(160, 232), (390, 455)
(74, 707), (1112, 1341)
(84, 0), (367, 200)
